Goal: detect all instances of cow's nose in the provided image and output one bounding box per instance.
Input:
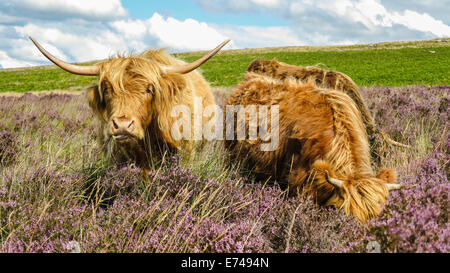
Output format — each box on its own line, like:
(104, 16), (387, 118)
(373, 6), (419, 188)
(111, 117), (135, 135)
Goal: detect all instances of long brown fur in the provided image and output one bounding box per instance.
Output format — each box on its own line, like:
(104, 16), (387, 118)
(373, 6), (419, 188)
(225, 72), (396, 222)
(86, 49), (215, 170)
(247, 59), (376, 136)
(246, 59), (412, 160)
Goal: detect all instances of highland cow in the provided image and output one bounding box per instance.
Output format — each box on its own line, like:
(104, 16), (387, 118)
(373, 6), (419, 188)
(225, 72), (402, 222)
(247, 59), (409, 159)
(30, 36), (229, 171)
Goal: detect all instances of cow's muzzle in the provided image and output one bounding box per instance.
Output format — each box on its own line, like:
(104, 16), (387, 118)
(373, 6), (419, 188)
(111, 117), (136, 141)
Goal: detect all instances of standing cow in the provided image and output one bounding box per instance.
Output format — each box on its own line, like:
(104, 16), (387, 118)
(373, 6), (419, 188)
(225, 72), (402, 222)
(30, 37), (229, 171)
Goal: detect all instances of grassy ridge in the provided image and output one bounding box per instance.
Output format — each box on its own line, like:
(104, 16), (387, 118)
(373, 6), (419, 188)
(0, 67), (98, 93)
(0, 45), (449, 92)
(189, 46), (450, 87)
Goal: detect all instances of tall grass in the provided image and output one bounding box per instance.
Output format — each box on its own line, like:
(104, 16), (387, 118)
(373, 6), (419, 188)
(0, 85), (448, 252)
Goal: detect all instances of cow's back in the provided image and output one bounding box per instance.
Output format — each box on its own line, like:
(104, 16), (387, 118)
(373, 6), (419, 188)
(247, 59), (376, 137)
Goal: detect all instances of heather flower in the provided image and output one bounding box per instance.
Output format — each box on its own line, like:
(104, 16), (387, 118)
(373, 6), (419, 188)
(0, 86), (448, 253)
(0, 129), (19, 164)
(365, 151), (449, 253)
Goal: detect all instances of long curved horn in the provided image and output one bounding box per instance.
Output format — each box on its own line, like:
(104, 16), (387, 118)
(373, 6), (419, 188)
(29, 36), (99, 76)
(325, 171), (344, 188)
(386, 183), (403, 191)
(163, 39), (230, 74)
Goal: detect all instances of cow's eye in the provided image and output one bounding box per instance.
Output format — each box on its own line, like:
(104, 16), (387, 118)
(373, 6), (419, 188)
(146, 85), (154, 94)
(101, 83), (108, 96)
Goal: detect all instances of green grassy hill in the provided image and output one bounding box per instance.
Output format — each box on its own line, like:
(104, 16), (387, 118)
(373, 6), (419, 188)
(0, 39), (449, 93)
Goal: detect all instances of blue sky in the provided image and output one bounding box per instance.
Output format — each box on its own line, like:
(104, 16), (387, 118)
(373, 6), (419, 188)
(122, 0), (289, 26)
(0, 0), (449, 68)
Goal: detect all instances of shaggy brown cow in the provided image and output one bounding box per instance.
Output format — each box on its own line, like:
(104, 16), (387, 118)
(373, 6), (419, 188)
(225, 72), (402, 222)
(30, 37), (229, 171)
(247, 59), (410, 159)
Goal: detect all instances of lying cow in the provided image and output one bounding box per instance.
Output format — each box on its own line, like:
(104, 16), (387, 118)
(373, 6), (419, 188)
(225, 72), (402, 222)
(30, 37), (229, 171)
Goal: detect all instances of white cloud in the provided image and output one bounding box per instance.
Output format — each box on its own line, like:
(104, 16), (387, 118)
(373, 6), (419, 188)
(251, 0), (280, 7)
(146, 13), (234, 51)
(0, 8), (235, 68)
(9, 37), (68, 63)
(0, 50), (39, 68)
(390, 10), (450, 37)
(311, 0), (450, 37)
(218, 25), (304, 48)
(0, 0), (128, 21)
(110, 20), (147, 39)
(19, 0), (127, 17)
(14, 24), (115, 62)
(380, 0), (449, 24)
(196, 0), (450, 44)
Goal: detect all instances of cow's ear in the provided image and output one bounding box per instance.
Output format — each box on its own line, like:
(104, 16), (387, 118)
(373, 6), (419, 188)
(158, 73), (187, 97)
(86, 85), (102, 113)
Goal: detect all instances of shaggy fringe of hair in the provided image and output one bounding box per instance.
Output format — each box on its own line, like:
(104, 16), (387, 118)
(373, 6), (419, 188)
(299, 85), (391, 222)
(308, 160), (390, 223)
(95, 49), (200, 150)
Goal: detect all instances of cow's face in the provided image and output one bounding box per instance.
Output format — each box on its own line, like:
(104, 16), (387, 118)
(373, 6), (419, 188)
(324, 175), (393, 223)
(325, 180), (382, 223)
(87, 60), (191, 144)
(87, 70), (156, 142)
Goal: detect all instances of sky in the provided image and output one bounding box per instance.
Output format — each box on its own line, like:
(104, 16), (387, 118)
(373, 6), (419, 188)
(0, 0), (449, 68)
